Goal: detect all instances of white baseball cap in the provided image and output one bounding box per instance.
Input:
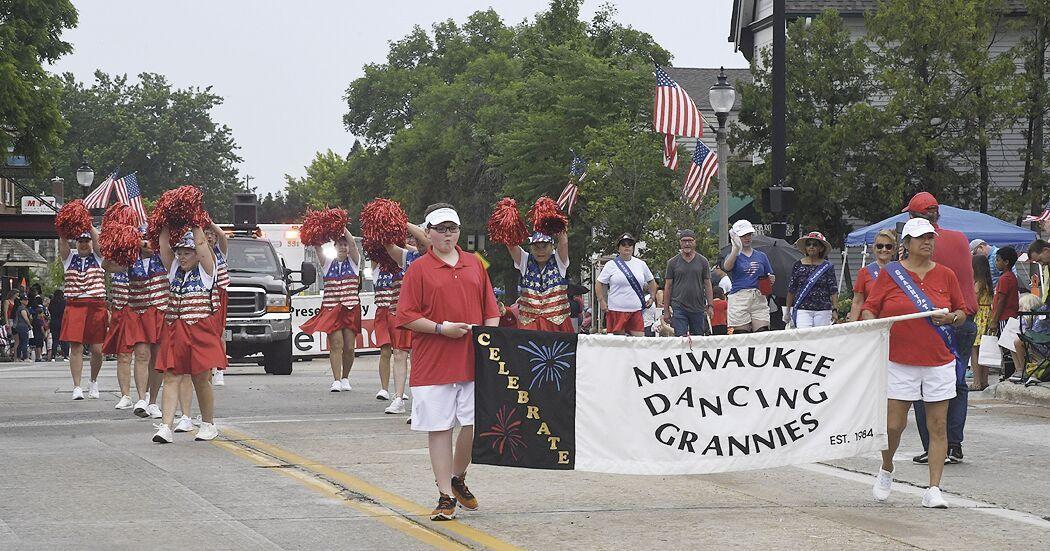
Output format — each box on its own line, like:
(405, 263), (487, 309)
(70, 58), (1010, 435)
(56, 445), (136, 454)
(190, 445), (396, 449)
(901, 217), (938, 239)
(731, 219), (756, 237)
(424, 207), (460, 227)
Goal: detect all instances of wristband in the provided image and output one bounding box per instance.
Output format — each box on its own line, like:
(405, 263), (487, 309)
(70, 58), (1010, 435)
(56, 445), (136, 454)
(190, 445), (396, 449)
(435, 322), (443, 335)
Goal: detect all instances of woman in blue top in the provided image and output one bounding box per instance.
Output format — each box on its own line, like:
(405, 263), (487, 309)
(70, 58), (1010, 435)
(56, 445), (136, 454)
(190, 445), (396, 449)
(786, 231), (838, 328)
(723, 220), (774, 333)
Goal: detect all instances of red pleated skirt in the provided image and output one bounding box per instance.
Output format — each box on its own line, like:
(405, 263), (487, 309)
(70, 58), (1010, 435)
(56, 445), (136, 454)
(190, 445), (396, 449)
(103, 308), (141, 354)
(216, 288), (229, 328)
(155, 314), (227, 375)
(139, 307), (165, 344)
(519, 316), (575, 333)
(60, 298), (108, 345)
(374, 307), (412, 350)
(300, 305), (361, 335)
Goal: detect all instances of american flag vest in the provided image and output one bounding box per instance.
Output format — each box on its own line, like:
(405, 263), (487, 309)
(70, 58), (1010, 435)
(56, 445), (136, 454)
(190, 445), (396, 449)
(321, 258), (360, 309)
(110, 271), (130, 309)
(129, 254), (168, 312)
(518, 255), (570, 325)
(64, 253), (106, 299)
(374, 251), (421, 312)
(214, 246), (230, 290)
(166, 266), (214, 325)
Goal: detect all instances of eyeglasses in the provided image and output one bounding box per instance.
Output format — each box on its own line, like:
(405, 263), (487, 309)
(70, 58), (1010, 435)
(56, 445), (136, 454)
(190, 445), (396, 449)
(430, 225), (460, 234)
(805, 241), (822, 248)
(874, 243), (895, 250)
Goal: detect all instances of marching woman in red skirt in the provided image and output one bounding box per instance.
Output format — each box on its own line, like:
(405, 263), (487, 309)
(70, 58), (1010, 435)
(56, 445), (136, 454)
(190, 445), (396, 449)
(152, 226), (224, 443)
(128, 233), (169, 419)
(300, 227), (361, 393)
(102, 266), (137, 410)
(59, 227), (108, 401)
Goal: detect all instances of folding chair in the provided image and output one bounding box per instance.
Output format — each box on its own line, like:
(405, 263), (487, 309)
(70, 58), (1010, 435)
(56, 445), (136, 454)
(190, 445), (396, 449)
(1016, 310), (1050, 387)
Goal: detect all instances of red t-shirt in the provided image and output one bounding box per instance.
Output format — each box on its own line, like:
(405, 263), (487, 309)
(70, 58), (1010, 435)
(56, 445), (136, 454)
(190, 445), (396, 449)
(993, 270), (1019, 320)
(853, 264), (879, 297)
(711, 299), (728, 326)
(932, 227), (977, 315)
(862, 263), (965, 366)
(396, 246), (501, 386)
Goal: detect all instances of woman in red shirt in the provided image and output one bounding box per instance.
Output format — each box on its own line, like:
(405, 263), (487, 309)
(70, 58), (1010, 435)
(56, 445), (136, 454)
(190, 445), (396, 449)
(861, 218), (966, 509)
(848, 229), (897, 321)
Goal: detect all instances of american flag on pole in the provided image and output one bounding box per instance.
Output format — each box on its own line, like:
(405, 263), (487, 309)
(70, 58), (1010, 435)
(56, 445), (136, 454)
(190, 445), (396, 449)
(682, 140), (718, 211)
(663, 134), (679, 171)
(113, 173), (148, 226)
(1024, 200), (1050, 223)
(83, 170), (118, 208)
(653, 66), (703, 138)
(557, 151), (586, 215)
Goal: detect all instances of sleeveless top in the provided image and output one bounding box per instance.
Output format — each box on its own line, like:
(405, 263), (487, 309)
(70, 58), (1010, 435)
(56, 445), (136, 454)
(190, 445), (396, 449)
(110, 271), (130, 310)
(518, 254), (570, 325)
(374, 250), (421, 312)
(64, 253), (106, 299)
(166, 264), (215, 325)
(321, 258), (360, 309)
(129, 254), (169, 312)
(214, 246), (230, 290)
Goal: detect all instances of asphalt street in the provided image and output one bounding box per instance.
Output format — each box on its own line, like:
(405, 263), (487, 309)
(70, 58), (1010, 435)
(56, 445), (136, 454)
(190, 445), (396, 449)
(1, 356), (1048, 550)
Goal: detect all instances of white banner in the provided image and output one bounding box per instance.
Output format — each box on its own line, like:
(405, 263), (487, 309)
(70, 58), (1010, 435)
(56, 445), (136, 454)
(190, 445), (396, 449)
(573, 321), (891, 475)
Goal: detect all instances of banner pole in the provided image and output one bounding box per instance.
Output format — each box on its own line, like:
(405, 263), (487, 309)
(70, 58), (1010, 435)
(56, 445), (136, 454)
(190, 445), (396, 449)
(857, 308), (948, 325)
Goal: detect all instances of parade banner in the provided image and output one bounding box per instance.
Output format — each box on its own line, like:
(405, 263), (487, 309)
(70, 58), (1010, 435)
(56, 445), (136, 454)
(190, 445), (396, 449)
(473, 319), (915, 475)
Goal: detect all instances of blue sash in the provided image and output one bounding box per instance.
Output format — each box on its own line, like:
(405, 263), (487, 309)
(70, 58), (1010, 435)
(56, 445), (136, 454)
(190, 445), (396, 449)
(865, 262), (881, 282)
(613, 256), (646, 309)
(792, 261), (832, 327)
(885, 262), (961, 370)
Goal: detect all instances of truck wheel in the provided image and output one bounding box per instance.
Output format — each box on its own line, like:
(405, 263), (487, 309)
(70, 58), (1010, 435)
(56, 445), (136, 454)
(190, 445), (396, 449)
(264, 337), (294, 375)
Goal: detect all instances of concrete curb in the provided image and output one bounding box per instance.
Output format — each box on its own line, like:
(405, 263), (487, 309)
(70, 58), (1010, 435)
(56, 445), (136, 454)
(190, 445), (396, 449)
(985, 381), (1050, 407)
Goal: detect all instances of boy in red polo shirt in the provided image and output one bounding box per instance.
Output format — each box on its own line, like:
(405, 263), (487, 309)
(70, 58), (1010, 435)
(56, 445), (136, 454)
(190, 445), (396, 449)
(396, 203), (500, 521)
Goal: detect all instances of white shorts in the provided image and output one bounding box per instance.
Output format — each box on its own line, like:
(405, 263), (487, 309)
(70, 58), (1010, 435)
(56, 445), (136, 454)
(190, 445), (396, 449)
(410, 381), (474, 432)
(728, 288), (770, 328)
(794, 309), (833, 328)
(887, 360), (957, 402)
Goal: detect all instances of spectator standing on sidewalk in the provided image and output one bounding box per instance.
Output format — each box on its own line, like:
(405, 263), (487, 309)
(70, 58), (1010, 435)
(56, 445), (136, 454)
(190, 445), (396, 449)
(48, 289), (67, 360)
(661, 229), (714, 336)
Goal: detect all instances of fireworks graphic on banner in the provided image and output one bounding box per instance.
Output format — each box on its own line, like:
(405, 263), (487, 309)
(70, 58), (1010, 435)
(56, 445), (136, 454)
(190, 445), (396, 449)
(479, 405), (527, 460)
(518, 340), (574, 391)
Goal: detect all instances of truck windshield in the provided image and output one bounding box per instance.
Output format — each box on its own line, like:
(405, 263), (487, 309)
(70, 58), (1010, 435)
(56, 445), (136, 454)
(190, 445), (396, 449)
(227, 239), (283, 278)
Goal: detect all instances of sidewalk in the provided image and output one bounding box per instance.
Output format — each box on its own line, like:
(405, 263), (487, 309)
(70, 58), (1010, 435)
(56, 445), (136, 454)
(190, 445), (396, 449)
(981, 380), (1050, 407)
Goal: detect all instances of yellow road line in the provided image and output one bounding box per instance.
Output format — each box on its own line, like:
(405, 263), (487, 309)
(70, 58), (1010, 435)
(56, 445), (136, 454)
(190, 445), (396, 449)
(214, 428), (523, 551)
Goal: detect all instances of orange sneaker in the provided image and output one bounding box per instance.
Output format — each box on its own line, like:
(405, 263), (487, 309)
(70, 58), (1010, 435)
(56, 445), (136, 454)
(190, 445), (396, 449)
(451, 474), (478, 510)
(430, 493), (457, 521)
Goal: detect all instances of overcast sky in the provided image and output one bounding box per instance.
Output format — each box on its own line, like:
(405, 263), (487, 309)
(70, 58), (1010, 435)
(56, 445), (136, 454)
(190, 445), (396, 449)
(50, 1), (746, 195)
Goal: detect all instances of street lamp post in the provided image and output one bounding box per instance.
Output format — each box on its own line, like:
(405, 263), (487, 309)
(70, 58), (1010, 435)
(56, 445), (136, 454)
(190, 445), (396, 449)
(76, 163), (95, 197)
(709, 67), (736, 250)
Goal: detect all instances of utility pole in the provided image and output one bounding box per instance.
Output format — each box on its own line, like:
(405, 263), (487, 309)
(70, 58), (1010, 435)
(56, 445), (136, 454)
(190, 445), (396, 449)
(766, 0), (793, 240)
(245, 174), (254, 193)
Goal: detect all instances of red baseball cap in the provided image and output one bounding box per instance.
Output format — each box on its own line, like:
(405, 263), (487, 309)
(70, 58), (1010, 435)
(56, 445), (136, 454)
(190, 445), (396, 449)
(901, 191), (939, 213)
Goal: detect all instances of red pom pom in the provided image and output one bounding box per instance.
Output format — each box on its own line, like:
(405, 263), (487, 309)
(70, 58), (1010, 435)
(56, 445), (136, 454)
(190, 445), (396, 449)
(55, 199), (92, 239)
(145, 208), (165, 252)
(487, 197), (529, 246)
(362, 238), (401, 274)
(300, 208), (349, 246)
(100, 223), (141, 267)
(360, 199), (409, 245)
(528, 196), (568, 236)
(157, 185), (207, 235)
(102, 203), (136, 229)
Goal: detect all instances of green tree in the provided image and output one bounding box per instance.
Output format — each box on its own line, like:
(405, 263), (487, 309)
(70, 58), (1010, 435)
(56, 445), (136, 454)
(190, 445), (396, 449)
(46, 71), (242, 212)
(0, 0), (77, 169)
(1015, 0), (1050, 222)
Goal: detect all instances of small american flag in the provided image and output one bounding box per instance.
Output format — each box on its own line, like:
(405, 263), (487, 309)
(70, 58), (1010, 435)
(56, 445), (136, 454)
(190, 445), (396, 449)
(683, 140), (718, 211)
(1024, 200), (1050, 222)
(557, 151), (586, 215)
(83, 170), (118, 208)
(663, 134), (679, 171)
(653, 66), (703, 138)
(114, 173), (148, 226)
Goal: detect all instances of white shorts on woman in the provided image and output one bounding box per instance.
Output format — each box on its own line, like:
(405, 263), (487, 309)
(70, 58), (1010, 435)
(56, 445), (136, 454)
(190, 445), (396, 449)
(886, 360), (957, 402)
(794, 309), (833, 328)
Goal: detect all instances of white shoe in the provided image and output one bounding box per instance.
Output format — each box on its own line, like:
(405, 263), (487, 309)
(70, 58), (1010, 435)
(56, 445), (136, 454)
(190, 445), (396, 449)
(340, 378), (352, 391)
(213, 370), (225, 386)
(193, 415), (202, 427)
(72, 387), (84, 400)
(147, 404), (163, 419)
(133, 399), (149, 417)
(195, 422), (218, 441)
(385, 397), (406, 414)
(152, 424), (174, 444)
(174, 415), (193, 433)
(115, 395), (134, 409)
(872, 468), (893, 501)
(330, 380), (342, 392)
(922, 486), (949, 508)
(375, 388), (389, 400)
(88, 381), (99, 399)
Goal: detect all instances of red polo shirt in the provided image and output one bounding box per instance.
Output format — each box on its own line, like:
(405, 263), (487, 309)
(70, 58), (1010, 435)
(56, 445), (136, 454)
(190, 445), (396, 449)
(396, 246), (500, 386)
(932, 226), (977, 315)
(862, 263), (965, 366)
(993, 270), (1019, 320)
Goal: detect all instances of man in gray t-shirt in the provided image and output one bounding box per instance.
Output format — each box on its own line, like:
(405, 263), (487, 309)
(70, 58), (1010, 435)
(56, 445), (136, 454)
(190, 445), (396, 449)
(661, 229), (714, 336)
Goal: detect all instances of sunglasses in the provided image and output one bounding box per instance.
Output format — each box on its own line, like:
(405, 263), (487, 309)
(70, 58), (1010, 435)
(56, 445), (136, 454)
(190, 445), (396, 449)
(874, 243), (895, 250)
(430, 225), (460, 234)
(805, 240), (823, 248)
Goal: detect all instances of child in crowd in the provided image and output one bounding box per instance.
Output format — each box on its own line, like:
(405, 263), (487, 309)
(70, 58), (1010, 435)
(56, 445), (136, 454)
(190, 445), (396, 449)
(971, 254), (994, 390)
(711, 287), (728, 335)
(991, 247), (1020, 380)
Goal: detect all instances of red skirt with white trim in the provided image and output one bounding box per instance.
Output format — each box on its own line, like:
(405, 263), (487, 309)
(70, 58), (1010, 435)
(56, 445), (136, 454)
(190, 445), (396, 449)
(155, 314), (227, 375)
(374, 307), (411, 350)
(60, 298), (108, 345)
(300, 305), (361, 335)
(519, 316), (575, 333)
(103, 308), (141, 354)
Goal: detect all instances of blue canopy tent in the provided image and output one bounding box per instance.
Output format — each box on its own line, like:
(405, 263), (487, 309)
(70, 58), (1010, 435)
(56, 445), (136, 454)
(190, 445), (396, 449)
(846, 205), (1036, 250)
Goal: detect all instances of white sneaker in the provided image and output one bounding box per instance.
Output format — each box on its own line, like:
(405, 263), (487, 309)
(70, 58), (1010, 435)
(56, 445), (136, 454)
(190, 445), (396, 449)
(88, 381), (100, 399)
(341, 378), (352, 391)
(375, 388), (389, 400)
(147, 404), (163, 419)
(174, 415), (193, 433)
(115, 395), (134, 409)
(213, 370), (225, 386)
(72, 387), (84, 400)
(385, 397), (406, 414)
(330, 380), (342, 392)
(133, 399), (149, 417)
(195, 422), (218, 441)
(152, 424), (174, 444)
(922, 486), (949, 508)
(193, 415), (202, 427)
(872, 468), (893, 501)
